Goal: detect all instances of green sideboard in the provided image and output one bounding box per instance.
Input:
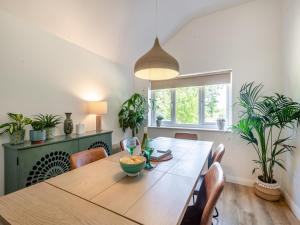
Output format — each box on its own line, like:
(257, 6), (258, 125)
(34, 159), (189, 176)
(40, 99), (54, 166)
(3, 130), (112, 194)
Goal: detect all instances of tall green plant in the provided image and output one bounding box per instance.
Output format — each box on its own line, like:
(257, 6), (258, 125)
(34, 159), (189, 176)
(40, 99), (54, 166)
(118, 93), (147, 137)
(35, 114), (62, 128)
(0, 113), (32, 135)
(233, 82), (300, 183)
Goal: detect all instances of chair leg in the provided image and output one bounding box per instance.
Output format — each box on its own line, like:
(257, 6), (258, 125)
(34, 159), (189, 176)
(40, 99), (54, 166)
(213, 207), (219, 218)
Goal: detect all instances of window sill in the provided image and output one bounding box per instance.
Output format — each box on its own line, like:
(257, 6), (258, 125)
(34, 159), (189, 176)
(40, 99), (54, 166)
(148, 125), (232, 133)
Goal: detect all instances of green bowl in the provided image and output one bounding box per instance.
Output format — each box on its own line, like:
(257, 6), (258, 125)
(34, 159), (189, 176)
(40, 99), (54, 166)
(119, 155), (146, 176)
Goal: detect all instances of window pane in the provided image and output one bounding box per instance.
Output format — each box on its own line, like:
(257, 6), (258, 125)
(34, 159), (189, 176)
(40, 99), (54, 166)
(176, 87), (199, 124)
(153, 89), (172, 121)
(204, 84), (227, 123)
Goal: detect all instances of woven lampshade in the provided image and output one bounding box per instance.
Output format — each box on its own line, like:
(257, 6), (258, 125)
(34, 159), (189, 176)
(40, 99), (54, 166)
(134, 38), (179, 80)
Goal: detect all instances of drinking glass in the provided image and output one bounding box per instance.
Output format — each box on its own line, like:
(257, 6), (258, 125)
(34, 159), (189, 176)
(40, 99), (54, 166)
(144, 139), (154, 170)
(126, 137), (137, 156)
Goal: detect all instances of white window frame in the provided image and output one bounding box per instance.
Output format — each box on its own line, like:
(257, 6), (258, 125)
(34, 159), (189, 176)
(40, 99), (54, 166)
(150, 84), (230, 129)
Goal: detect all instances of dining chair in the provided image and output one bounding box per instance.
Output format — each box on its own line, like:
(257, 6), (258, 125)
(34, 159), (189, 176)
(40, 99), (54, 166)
(181, 162), (225, 225)
(70, 147), (108, 170)
(193, 144), (225, 218)
(120, 137), (141, 151)
(174, 132), (198, 140)
(211, 144), (225, 165)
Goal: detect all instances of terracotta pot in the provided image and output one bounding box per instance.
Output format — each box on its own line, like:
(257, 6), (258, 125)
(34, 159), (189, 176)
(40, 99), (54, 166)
(254, 176), (281, 201)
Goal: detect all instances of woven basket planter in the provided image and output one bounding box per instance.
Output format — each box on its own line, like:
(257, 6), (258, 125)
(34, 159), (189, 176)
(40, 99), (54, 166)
(254, 176), (281, 201)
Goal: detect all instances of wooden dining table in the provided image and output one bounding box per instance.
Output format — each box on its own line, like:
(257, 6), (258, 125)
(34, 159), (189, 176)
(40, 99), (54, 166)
(0, 137), (213, 225)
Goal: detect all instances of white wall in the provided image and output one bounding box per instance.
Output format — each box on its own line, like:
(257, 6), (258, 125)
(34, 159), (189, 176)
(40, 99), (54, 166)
(281, 0), (300, 219)
(136, 0), (282, 185)
(0, 11), (133, 195)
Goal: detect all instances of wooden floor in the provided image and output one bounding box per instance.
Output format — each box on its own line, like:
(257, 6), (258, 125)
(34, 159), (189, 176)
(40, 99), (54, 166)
(215, 183), (299, 225)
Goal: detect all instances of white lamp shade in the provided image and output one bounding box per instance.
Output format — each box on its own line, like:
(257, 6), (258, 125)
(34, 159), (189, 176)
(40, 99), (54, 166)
(134, 38), (179, 81)
(88, 101), (108, 115)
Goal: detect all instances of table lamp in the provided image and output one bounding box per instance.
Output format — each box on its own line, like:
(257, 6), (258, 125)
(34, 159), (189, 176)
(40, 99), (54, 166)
(88, 101), (108, 132)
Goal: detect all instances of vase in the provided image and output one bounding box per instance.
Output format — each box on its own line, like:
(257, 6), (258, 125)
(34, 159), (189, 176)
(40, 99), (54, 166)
(30, 130), (46, 144)
(254, 176), (281, 201)
(46, 127), (56, 140)
(64, 113), (73, 135)
(156, 119), (162, 127)
(9, 129), (25, 145)
(216, 119), (225, 130)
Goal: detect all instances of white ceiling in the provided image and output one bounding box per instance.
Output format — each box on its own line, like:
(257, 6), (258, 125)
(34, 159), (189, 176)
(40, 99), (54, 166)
(0, 0), (252, 68)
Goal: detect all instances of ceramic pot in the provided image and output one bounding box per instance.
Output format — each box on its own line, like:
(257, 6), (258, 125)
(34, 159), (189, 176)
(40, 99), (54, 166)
(30, 130), (46, 144)
(9, 129), (25, 145)
(156, 119), (162, 127)
(64, 113), (73, 135)
(254, 176), (281, 201)
(46, 127), (55, 140)
(216, 119), (225, 130)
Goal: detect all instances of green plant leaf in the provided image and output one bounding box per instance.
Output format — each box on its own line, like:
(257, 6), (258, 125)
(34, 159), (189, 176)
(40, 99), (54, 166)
(234, 82), (300, 182)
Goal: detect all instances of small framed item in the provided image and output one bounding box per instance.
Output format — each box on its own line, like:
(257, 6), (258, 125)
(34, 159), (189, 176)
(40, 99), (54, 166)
(76, 123), (85, 135)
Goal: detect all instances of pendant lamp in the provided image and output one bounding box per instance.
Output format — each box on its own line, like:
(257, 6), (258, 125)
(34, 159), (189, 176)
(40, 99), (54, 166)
(134, 1), (180, 80)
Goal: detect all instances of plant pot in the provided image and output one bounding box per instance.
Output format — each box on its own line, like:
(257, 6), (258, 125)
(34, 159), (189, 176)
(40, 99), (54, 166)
(216, 119), (225, 130)
(46, 127), (55, 140)
(156, 119), (163, 127)
(30, 130), (46, 144)
(254, 176), (281, 201)
(9, 129), (25, 145)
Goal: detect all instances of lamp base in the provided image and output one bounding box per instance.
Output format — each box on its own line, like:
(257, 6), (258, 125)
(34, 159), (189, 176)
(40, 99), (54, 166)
(96, 115), (102, 132)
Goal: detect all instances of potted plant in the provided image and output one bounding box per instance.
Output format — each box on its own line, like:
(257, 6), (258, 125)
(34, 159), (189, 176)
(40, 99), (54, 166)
(233, 82), (300, 201)
(30, 121), (46, 144)
(35, 114), (62, 140)
(0, 113), (32, 145)
(216, 117), (225, 130)
(156, 115), (164, 127)
(118, 93), (147, 137)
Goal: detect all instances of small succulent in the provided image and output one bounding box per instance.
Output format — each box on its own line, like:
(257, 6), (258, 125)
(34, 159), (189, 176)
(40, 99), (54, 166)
(156, 115), (164, 121)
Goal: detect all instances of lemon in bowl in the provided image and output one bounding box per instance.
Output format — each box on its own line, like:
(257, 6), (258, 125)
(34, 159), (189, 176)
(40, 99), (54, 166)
(119, 155), (146, 176)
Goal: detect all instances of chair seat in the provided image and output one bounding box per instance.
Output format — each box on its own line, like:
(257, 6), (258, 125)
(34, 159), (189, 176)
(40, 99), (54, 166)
(181, 205), (201, 225)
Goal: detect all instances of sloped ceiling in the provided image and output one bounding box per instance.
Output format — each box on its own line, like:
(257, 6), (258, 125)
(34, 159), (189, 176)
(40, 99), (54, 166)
(0, 0), (251, 68)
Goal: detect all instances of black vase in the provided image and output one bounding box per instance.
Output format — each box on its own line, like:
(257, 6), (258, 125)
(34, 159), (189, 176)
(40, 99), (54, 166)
(64, 113), (73, 135)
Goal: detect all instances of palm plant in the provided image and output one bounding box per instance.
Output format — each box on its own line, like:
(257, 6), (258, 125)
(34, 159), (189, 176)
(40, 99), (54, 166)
(118, 93), (147, 137)
(233, 82), (300, 183)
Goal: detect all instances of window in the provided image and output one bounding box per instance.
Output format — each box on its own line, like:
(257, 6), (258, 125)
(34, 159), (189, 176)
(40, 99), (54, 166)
(150, 71), (231, 129)
(176, 87), (199, 125)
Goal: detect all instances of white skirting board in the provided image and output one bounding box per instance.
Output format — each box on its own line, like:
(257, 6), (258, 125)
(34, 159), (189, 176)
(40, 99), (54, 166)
(283, 191), (300, 221)
(226, 175), (254, 187)
(227, 175), (300, 221)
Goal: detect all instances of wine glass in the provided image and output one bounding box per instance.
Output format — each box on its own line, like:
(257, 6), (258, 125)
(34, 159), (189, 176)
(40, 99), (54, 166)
(126, 137), (137, 156)
(144, 139), (154, 170)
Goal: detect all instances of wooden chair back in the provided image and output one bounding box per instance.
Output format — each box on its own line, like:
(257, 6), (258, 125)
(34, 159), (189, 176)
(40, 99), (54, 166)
(195, 162), (225, 225)
(212, 144), (225, 164)
(174, 133), (198, 140)
(189, 162), (225, 225)
(120, 137), (140, 151)
(70, 147), (108, 170)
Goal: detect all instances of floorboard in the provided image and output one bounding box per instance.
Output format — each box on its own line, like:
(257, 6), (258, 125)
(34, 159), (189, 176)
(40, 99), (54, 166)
(215, 182), (300, 225)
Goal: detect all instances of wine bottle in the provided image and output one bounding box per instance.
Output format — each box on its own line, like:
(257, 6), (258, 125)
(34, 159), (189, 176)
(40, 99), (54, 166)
(141, 127), (148, 152)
